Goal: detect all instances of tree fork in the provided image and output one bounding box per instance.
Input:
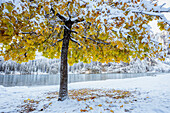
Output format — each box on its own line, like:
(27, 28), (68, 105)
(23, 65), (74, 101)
(58, 20), (72, 101)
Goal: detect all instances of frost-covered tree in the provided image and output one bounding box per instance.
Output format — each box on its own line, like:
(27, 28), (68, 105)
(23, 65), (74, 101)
(0, 0), (170, 101)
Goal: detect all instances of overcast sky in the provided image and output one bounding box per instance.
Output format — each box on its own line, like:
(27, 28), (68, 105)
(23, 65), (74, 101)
(149, 0), (170, 33)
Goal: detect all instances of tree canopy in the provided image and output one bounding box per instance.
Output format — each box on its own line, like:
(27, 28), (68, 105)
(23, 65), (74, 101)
(0, 0), (169, 64)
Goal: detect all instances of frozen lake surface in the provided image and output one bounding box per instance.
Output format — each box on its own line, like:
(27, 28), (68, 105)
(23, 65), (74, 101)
(0, 73), (156, 87)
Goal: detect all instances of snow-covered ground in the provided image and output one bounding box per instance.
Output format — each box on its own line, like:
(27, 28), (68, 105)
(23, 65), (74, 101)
(0, 73), (170, 113)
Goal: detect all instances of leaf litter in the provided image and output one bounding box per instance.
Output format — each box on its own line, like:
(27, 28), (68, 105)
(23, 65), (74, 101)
(18, 88), (149, 113)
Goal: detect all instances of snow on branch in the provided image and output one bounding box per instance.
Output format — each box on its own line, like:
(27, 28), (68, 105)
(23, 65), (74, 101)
(63, 25), (78, 34)
(157, 4), (170, 13)
(67, 9), (71, 20)
(66, 2), (71, 20)
(82, 37), (110, 45)
(70, 38), (82, 47)
(51, 7), (67, 22)
(132, 10), (164, 16)
(21, 32), (37, 35)
(132, 10), (170, 26)
(71, 17), (85, 24)
(55, 13), (67, 22)
(52, 38), (63, 46)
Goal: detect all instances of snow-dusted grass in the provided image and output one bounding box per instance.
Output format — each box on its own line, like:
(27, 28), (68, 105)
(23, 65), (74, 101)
(0, 73), (170, 113)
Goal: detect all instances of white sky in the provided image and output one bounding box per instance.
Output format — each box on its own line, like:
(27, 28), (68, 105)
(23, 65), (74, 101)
(149, 0), (170, 33)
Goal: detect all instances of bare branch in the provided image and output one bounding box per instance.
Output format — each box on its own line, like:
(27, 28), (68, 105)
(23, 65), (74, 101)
(21, 32), (37, 34)
(82, 36), (110, 45)
(48, 25), (63, 45)
(132, 10), (170, 26)
(51, 7), (67, 22)
(66, 2), (72, 20)
(56, 13), (67, 22)
(57, 39), (63, 42)
(24, 52), (27, 57)
(132, 6), (170, 13)
(160, 3), (166, 9)
(132, 10), (164, 16)
(51, 6), (55, 14)
(71, 17), (85, 24)
(71, 30), (78, 34)
(63, 25), (78, 34)
(52, 38), (64, 46)
(158, 16), (170, 26)
(70, 38), (81, 46)
(67, 10), (71, 20)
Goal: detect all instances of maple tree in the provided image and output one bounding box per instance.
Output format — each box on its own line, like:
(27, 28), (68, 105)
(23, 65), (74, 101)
(0, 0), (170, 101)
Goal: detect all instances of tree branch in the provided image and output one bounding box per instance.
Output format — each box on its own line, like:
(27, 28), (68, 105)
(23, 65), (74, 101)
(56, 13), (67, 22)
(63, 25), (78, 34)
(67, 10), (71, 20)
(82, 36), (110, 45)
(51, 7), (67, 22)
(66, 2), (72, 20)
(160, 3), (166, 9)
(52, 38), (64, 46)
(70, 38), (82, 46)
(71, 17), (85, 24)
(132, 10), (170, 26)
(21, 32), (37, 34)
(132, 10), (164, 16)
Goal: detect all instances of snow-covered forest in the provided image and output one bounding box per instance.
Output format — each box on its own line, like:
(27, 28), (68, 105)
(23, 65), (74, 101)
(1, 55), (170, 75)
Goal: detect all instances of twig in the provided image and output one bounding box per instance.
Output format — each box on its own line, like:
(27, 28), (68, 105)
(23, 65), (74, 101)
(70, 38), (81, 46)
(52, 38), (64, 46)
(82, 36), (110, 45)
(51, 7), (67, 22)
(21, 32), (37, 34)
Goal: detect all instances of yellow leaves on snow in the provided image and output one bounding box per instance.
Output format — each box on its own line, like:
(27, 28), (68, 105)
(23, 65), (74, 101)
(110, 110), (114, 112)
(89, 107), (93, 110)
(80, 109), (88, 112)
(98, 104), (102, 107)
(120, 105), (124, 108)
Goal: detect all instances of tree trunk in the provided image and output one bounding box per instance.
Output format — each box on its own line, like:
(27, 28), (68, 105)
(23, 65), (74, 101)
(58, 21), (72, 101)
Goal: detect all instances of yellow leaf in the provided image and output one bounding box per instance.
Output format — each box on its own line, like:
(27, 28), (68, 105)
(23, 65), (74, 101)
(80, 109), (88, 112)
(89, 107), (93, 110)
(109, 27), (113, 30)
(77, 98), (81, 101)
(98, 104), (102, 107)
(5, 4), (13, 12)
(27, 39), (32, 44)
(49, 102), (52, 105)
(44, 6), (49, 14)
(117, 41), (123, 49)
(110, 110), (114, 112)
(120, 105), (123, 108)
(24, 100), (27, 103)
(5, 45), (11, 50)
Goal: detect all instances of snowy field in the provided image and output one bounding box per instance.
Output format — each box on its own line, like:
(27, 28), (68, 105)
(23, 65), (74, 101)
(0, 73), (170, 113)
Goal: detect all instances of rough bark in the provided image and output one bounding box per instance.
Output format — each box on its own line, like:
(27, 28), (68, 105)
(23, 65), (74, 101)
(58, 20), (72, 101)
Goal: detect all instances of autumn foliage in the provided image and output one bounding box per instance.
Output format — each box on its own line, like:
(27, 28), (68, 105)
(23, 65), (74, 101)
(0, 0), (169, 64)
